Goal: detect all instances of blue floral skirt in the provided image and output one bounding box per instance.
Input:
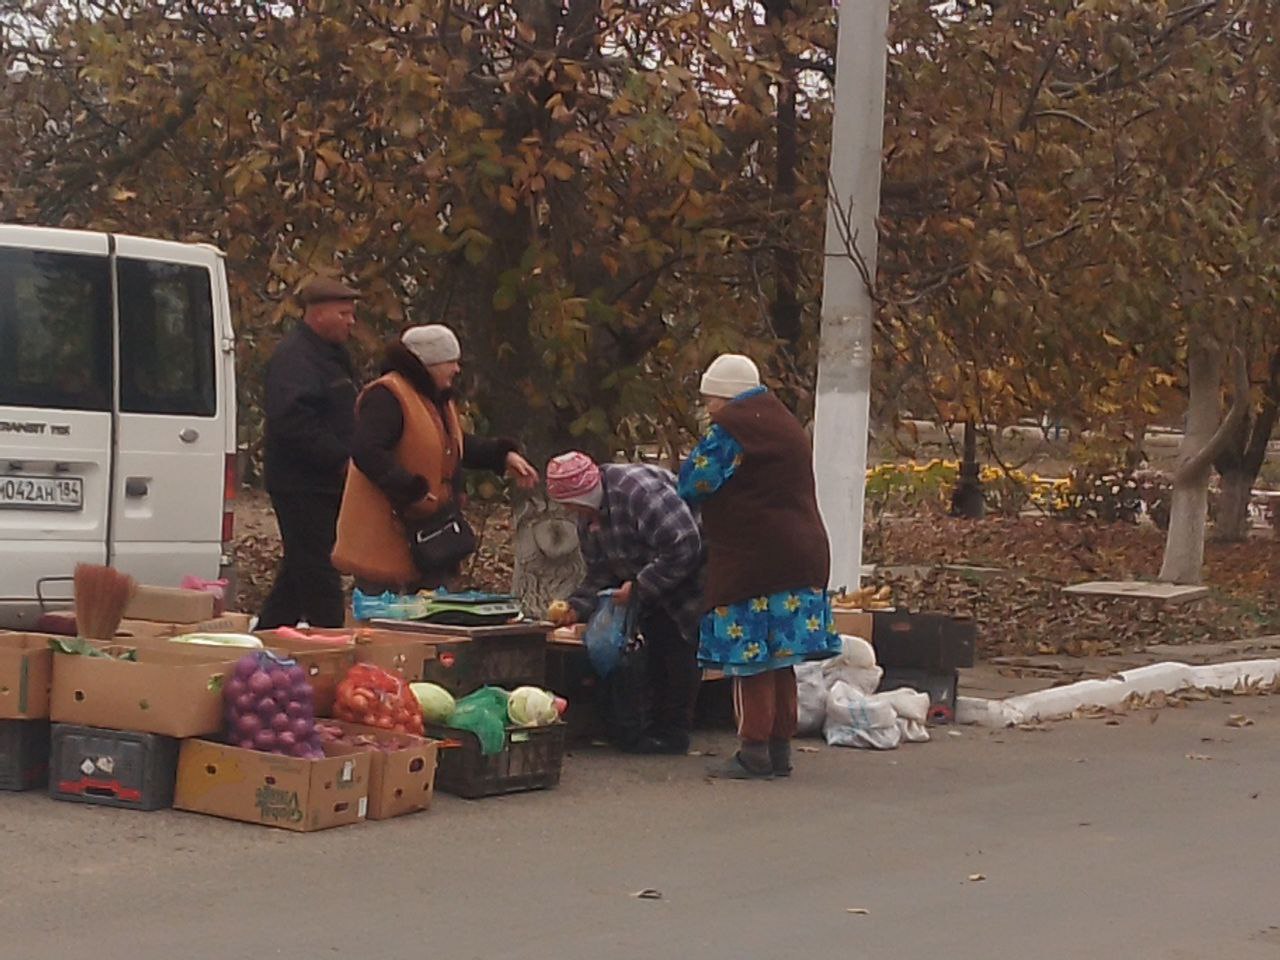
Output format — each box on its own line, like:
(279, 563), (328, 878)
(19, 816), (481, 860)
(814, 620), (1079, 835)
(698, 588), (842, 677)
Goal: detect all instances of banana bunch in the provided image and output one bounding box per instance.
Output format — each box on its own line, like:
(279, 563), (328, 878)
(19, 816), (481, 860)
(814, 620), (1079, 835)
(832, 585), (893, 611)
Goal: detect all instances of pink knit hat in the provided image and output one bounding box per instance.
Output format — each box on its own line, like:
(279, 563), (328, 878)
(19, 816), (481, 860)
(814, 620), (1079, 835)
(546, 452), (603, 508)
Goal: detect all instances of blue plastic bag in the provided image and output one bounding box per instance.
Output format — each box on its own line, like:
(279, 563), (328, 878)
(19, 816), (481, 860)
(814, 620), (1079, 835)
(352, 588), (429, 621)
(583, 590), (636, 678)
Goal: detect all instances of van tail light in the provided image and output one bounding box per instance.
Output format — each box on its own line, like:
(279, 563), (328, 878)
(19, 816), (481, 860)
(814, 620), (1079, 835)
(221, 452), (237, 544)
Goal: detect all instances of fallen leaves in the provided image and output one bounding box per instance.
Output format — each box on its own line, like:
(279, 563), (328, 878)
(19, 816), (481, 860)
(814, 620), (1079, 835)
(1226, 714), (1255, 728)
(632, 889), (663, 900)
(846, 907), (871, 915)
(968, 873), (987, 882)
(873, 517), (1280, 660)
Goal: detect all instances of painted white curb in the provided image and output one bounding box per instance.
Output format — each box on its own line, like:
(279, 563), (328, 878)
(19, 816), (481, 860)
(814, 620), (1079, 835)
(957, 659), (1280, 728)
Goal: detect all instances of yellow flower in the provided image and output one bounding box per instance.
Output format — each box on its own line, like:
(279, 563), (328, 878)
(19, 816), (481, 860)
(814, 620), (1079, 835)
(751, 596), (769, 612)
(806, 616), (821, 633)
(727, 623), (744, 640)
(743, 642), (762, 660)
(827, 622), (839, 635)
(784, 595), (802, 613)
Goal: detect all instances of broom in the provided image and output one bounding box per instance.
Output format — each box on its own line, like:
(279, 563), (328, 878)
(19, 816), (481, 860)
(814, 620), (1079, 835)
(74, 564), (137, 640)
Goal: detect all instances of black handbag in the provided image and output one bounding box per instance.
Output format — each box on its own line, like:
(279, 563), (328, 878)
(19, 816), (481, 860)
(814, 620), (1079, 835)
(404, 503), (477, 574)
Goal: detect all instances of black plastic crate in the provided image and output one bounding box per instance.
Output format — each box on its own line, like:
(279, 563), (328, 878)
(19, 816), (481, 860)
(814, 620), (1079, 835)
(877, 668), (959, 724)
(49, 724), (180, 810)
(426, 722), (564, 799)
(872, 612), (976, 671)
(0, 719), (51, 791)
(420, 634), (546, 697)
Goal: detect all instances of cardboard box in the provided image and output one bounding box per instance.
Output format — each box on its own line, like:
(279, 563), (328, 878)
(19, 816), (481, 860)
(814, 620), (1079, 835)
(833, 609), (874, 641)
(0, 633), (53, 720)
(124, 585), (216, 625)
(173, 739), (372, 832)
(115, 613), (255, 641)
(114, 619), (183, 641)
(352, 629), (438, 681)
(326, 720), (438, 820)
(50, 646), (237, 738)
(190, 613), (255, 634)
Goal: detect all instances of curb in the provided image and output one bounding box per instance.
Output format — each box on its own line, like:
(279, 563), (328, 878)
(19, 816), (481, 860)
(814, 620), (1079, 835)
(956, 658), (1280, 728)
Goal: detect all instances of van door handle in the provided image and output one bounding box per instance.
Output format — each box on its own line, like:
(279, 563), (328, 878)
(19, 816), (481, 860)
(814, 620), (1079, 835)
(125, 478), (149, 498)
(179, 428), (199, 444)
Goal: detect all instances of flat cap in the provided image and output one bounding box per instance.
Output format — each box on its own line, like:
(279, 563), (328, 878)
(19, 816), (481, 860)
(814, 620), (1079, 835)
(298, 276), (360, 305)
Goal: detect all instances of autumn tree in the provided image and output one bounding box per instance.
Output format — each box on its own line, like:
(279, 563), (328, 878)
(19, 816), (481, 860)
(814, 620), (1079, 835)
(873, 0), (1279, 583)
(0, 0), (838, 606)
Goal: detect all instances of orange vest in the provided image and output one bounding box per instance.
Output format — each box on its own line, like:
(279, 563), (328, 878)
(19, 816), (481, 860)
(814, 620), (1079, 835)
(332, 372), (464, 588)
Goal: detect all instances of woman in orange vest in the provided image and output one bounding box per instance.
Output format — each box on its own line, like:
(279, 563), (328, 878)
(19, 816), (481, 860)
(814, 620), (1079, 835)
(332, 325), (538, 592)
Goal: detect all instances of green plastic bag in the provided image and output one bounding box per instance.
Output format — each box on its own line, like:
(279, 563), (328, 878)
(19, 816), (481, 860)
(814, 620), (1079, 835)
(448, 687), (510, 756)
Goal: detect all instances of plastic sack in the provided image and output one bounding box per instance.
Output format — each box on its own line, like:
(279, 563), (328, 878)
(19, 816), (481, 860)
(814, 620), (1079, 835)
(583, 590), (636, 678)
(447, 687), (511, 755)
(898, 717), (931, 743)
(823, 681), (902, 750)
(877, 687), (930, 725)
(796, 662), (828, 736)
(821, 635), (883, 696)
(334, 663), (425, 736)
(223, 649), (323, 758)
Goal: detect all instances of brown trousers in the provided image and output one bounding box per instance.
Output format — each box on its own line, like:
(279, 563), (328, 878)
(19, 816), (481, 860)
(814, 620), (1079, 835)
(733, 666), (798, 744)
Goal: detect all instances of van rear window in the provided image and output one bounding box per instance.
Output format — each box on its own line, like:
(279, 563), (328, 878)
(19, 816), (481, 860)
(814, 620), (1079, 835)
(118, 259), (217, 417)
(0, 248), (112, 411)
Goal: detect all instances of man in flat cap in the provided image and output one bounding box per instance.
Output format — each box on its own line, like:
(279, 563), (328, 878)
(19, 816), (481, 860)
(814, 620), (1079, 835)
(258, 276), (361, 629)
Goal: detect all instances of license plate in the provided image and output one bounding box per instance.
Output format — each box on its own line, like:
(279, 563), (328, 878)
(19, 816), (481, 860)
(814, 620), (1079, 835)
(0, 475), (84, 511)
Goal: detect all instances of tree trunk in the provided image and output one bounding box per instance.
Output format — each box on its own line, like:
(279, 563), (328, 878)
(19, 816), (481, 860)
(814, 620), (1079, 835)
(510, 493), (586, 619)
(1159, 344), (1224, 583)
(1214, 466), (1254, 542)
(950, 419), (985, 518)
(1212, 346), (1280, 543)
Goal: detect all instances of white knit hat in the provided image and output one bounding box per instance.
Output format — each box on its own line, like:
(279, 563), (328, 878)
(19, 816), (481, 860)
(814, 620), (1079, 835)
(402, 325), (461, 367)
(700, 353), (761, 398)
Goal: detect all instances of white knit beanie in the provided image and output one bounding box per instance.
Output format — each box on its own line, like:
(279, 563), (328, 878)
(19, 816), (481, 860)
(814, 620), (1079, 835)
(402, 325), (461, 367)
(700, 353), (761, 398)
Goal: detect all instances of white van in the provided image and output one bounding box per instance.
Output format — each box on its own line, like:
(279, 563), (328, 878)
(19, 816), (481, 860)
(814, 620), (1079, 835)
(0, 225), (237, 627)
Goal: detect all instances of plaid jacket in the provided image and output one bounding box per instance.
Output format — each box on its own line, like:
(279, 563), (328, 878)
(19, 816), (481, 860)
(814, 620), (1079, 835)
(567, 463), (706, 640)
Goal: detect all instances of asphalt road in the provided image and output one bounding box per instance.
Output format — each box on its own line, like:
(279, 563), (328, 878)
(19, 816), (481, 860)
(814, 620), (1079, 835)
(3, 696), (1278, 960)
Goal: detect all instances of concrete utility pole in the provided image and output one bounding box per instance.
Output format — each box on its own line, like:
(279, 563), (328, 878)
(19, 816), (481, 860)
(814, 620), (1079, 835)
(813, 0), (891, 591)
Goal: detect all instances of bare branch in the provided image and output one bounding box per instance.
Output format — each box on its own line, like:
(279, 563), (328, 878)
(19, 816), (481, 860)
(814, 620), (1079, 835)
(1018, 44), (1061, 131)
(1033, 109), (1100, 133)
